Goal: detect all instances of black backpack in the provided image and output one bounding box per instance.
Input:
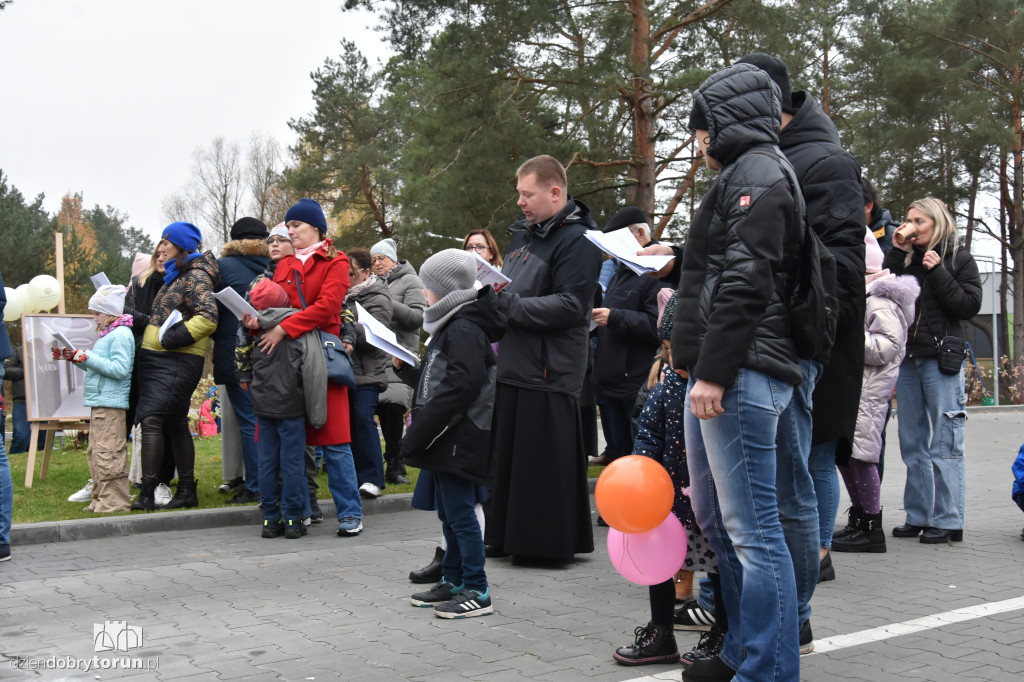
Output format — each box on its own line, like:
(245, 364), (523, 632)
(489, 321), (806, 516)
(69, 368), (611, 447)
(749, 149), (839, 360)
(788, 222), (838, 359)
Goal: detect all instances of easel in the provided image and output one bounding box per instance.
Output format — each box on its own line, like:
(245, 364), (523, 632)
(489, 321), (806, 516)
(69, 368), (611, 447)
(24, 420), (90, 487)
(20, 232), (93, 487)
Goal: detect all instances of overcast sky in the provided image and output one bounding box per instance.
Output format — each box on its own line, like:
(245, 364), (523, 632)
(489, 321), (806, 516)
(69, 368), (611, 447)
(0, 0), (390, 244)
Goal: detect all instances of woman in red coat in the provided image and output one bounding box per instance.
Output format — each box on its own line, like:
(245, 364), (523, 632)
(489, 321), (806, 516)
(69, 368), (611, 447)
(261, 199), (363, 536)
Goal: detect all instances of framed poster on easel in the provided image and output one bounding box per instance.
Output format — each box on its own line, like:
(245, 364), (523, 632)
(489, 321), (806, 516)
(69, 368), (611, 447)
(21, 314), (98, 486)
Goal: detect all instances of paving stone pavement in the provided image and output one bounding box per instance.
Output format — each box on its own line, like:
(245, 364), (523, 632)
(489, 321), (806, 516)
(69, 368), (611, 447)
(1, 408), (1023, 681)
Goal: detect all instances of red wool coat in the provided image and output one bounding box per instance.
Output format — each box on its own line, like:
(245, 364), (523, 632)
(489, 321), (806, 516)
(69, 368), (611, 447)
(274, 247), (352, 446)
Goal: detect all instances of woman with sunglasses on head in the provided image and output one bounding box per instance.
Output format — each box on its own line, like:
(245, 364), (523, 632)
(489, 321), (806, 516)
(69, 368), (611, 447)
(883, 198), (981, 544)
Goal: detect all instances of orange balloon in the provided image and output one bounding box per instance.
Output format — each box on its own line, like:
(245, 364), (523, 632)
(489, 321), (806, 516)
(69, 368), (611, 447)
(595, 455), (674, 533)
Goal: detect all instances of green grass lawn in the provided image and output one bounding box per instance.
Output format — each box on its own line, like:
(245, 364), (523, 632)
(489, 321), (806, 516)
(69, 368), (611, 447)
(8, 435), (418, 525)
(8, 434), (609, 525)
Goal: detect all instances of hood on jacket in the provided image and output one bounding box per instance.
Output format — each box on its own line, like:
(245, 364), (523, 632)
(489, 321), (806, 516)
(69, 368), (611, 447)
(507, 197), (594, 240)
(452, 286), (506, 344)
(385, 260), (418, 284)
(868, 274), (921, 319)
(693, 63), (781, 167)
(221, 238), (270, 260)
(185, 251), (221, 285)
(780, 91), (843, 151)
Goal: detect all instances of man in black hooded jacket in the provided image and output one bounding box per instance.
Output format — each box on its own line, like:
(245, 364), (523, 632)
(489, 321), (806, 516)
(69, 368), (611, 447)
(735, 53), (865, 649)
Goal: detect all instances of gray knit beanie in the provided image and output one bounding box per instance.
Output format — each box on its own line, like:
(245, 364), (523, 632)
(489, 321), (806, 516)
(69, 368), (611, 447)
(370, 238), (398, 263)
(420, 248), (477, 299)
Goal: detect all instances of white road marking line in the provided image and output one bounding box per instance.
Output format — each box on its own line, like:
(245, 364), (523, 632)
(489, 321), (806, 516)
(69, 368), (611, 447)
(616, 596), (1024, 681)
(811, 595), (1024, 654)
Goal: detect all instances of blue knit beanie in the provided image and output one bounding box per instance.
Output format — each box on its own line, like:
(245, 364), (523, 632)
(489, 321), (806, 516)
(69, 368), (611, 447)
(162, 222), (202, 253)
(284, 199), (328, 234)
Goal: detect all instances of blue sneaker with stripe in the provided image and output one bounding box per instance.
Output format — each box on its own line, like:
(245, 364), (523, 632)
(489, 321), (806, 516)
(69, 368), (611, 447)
(434, 589), (493, 619)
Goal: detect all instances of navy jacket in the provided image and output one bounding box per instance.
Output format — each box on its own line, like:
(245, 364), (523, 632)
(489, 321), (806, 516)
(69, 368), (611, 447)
(213, 239), (270, 384)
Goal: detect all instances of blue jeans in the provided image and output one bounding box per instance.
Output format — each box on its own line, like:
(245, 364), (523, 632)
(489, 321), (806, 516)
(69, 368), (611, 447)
(350, 386), (385, 489)
(596, 394), (636, 458)
(1, 367), (12, 547)
(435, 471), (488, 593)
(775, 359), (821, 626)
(685, 370), (797, 682)
(10, 401), (30, 454)
(895, 358), (967, 530)
(224, 383), (260, 493)
(257, 416), (307, 522)
(808, 439), (840, 548)
(321, 442), (362, 521)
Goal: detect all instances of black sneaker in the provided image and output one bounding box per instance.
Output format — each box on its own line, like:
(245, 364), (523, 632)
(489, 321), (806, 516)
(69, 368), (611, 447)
(410, 581), (462, 608)
(219, 477), (244, 494)
(284, 519), (307, 539)
(434, 590), (493, 619)
(261, 519), (284, 538)
(681, 629), (725, 667)
(682, 654), (736, 682)
(674, 599), (716, 631)
(799, 620), (813, 655)
(612, 621), (679, 666)
(228, 489), (260, 504)
(309, 494), (324, 523)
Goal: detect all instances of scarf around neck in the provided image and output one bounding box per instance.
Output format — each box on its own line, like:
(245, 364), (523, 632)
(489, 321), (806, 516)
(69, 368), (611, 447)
(345, 272), (378, 301)
(98, 314), (133, 338)
(423, 288), (477, 336)
(163, 252), (203, 285)
(295, 238), (329, 264)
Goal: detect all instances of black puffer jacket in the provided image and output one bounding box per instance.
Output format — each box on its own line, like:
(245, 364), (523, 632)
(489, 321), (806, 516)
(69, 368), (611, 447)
(593, 253), (664, 399)
(497, 198), (602, 398)
(671, 63), (804, 388)
(341, 277), (393, 391)
(780, 91), (865, 446)
(401, 286), (506, 485)
(882, 241), (982, 359)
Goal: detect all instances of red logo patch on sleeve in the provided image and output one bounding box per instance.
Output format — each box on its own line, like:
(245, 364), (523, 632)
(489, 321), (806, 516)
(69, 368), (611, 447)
(739, 195), (751, 207)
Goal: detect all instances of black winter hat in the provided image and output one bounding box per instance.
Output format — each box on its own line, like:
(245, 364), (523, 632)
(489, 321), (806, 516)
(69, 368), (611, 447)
(230, 217), (269, 241)
(603, 206), (649, 233)
(736, 52), (794, 114)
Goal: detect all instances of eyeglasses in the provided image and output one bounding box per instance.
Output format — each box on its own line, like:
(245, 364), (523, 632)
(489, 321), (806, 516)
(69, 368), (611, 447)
(371, 255), (391, 263)
(464, 244), (489, 253)
(266, 237), (290, 245)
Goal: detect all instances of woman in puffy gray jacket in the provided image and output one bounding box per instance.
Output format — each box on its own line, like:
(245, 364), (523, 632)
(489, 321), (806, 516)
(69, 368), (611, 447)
(833, 231), (919, 553)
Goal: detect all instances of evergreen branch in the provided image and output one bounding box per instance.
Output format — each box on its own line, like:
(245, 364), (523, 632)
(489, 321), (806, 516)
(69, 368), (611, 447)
(656, 135), (695, 176)
(565, 152), (635, 169)
(654, 158), (703, 239)
(650, 0), (735, 55)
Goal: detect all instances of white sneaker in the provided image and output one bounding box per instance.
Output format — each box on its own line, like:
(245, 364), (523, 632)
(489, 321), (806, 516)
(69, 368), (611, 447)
(359, 482), (382, 498)
(68, 480), (93, 502)
(154, 483), (173, 507)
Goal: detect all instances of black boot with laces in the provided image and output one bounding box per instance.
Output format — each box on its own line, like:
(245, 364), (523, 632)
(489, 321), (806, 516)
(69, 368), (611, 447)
(681, 628), (725, 667)
(612, 621), (679, 666)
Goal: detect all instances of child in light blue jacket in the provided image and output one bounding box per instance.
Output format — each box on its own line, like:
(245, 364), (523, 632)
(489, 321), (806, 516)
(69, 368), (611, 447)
(56, 285), (135, 512)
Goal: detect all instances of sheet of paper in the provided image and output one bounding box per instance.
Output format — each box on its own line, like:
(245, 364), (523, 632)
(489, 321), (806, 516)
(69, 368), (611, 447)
(47, 327), (76, 350)
(583, 228), (675, 276)
(159, 309), (183, 345)
(472, 252), (511, 292)
(213, 287), (259, 321)
(354, 302), (419, 367)
(90, 272), (111, 289)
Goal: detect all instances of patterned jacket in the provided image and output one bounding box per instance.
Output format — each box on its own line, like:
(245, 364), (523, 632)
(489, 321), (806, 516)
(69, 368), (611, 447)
(142, 252), (220, 357)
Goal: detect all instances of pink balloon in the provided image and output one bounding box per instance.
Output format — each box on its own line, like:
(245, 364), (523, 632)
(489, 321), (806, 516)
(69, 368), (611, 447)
(606, 514), (687, 586)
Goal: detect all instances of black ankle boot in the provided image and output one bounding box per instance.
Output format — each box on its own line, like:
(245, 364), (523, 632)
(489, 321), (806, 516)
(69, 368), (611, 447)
(165, 479), (199, 509)
(131, 476), (158, 511)
(309, 492), (324, 523)
(833, 505), (863, 539)
(409, 546), (445, 584)
(613, 621), (680, 666)
(833, 511), (886, 553)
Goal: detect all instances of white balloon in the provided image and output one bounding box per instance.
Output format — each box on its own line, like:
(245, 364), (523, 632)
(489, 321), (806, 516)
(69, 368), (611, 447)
(3, 286), (24, 321)
(29, 274), (62, 312)
(15, 283), (39, 313)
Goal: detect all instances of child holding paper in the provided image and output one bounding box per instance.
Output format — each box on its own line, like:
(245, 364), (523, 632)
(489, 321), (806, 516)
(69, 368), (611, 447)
(55, 285), (135, 513)
(399, 249), (506, 618)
